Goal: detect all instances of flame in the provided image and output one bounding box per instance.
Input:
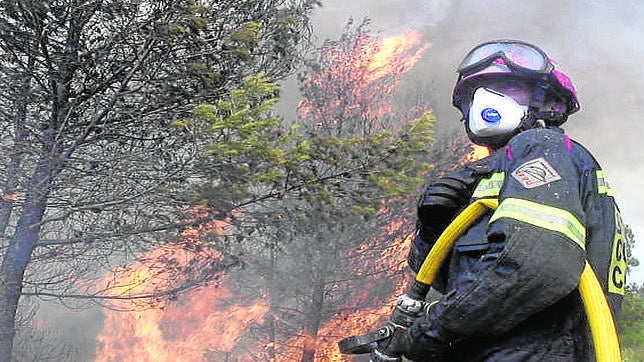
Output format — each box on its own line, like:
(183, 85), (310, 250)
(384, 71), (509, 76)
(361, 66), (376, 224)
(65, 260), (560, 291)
(298, 29), (430, 129)
(367, 30), (429, 82)
(294, 143), (488, 361)
(96, 281), (269, 362)
(272, 214), (413, 361)
(2, 193), (18, 201)
(269, 30), (431, 360)
(309, 235), (412, 361)
(95, 212), (270, 362)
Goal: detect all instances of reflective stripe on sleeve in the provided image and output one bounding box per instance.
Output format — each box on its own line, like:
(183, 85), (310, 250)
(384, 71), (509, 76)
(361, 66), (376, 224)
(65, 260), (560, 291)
(596, 170), (615, 196)
(472, 172), (505, 199)
(490, 198), (586, 249)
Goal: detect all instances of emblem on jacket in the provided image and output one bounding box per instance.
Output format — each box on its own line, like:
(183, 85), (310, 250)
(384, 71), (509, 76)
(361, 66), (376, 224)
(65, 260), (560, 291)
(511, 157), (561, 189)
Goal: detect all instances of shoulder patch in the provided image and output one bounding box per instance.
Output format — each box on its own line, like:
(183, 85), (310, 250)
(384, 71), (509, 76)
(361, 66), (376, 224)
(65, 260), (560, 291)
(511, 157), (561, 189)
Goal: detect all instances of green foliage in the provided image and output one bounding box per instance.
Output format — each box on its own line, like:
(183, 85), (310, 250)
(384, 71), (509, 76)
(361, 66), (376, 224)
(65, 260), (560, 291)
(198, 73), (282, 159)
(619, 292), (644, 361)
(230, 21), (262, 46)
(363, 112), (435, 199)
(290, 17), (437, 218)
(189, 72), (322, 211)
(621, 224), (644, 361)
(294, 111), (435, 211)
(189, 69), (436, 213)
(198, 18), (445, 361)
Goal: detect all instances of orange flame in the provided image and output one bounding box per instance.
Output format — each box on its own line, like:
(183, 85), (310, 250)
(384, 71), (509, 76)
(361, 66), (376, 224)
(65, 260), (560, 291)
(95, 213), (270, 362)
(96, 281), (269, 362)
(264, 30), (430, 361)
(298, 29), (430, 129)
(367, 30), (429, 82)
(309, 236), (413, 361)
(298, 144), (488, 361)
(273, 214), (414, 361)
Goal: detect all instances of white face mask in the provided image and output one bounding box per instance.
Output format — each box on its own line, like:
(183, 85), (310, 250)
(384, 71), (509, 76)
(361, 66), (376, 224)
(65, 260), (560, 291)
(467, 87), (528, 137)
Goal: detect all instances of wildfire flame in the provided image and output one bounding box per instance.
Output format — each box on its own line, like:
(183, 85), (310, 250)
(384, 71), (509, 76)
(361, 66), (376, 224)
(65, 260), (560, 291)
(95, 213), (269, 362)
(298, 29), (430, 129)
(96, 281), (269, 362)
(302, 235), (414, 362)
(286, 29), (431, 361)
(367, 30), (429, 82)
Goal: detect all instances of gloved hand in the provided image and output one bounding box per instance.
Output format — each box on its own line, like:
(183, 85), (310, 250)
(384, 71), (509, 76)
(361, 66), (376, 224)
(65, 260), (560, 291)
(375, 322), (412, 356)
(374, 323), (448, 362)
(375, 297), (448, 362)
(417, 174), (473, 228)
(407, 233), (432, 274)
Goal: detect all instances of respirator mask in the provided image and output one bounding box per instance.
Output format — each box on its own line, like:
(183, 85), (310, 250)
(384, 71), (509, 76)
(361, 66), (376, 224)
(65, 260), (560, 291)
(468, 87), (528, 137)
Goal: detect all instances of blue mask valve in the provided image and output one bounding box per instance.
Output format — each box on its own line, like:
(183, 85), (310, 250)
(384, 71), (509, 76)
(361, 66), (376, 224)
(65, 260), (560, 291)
(481, 108), (501, 123)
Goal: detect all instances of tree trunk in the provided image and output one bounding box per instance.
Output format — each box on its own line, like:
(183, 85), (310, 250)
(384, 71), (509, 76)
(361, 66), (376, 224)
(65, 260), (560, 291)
(0, 164), (51, 361)
(267, 244), (277, 362)
(0, 65), (32, 236)
(0, 266), (23, 362)
(300, 257), (329, 362)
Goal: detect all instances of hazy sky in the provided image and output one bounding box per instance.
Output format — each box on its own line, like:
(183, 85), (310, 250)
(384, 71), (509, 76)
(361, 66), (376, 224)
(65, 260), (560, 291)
(300, 0), (644, 283)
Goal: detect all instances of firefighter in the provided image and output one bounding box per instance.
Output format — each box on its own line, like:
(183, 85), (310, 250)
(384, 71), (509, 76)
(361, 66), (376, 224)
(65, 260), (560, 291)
(376, 40), (626, 361)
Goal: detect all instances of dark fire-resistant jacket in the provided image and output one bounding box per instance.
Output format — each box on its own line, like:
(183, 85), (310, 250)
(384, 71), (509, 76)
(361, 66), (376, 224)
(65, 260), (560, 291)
(407, 127), (625, 361)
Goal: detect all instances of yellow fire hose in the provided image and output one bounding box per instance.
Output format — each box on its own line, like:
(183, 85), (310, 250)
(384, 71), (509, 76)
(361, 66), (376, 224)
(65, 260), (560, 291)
(415, 198), (621, 361)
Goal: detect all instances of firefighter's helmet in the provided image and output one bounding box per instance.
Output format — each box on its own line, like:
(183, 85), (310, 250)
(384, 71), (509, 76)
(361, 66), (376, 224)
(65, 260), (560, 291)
(452, 40), (579, 148)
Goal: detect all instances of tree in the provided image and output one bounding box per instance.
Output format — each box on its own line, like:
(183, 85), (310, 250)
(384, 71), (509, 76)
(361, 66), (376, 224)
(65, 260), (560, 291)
(194, 55), (437, 362)
(284, 21), (431, 362)
(620, 293), (644, 361)
(200, 19), (472, 361)
(625, 225), (639, 271)
(620, 225), (644, 361)
(0, 1), (318, 359)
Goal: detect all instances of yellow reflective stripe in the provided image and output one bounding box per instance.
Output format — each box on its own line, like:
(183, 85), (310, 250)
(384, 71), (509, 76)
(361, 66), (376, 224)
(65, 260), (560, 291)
(596, 170), (615, 196)
(490, 198), (586, 249)
(608, 208), (626, 295)
(472, 172), (505, 199)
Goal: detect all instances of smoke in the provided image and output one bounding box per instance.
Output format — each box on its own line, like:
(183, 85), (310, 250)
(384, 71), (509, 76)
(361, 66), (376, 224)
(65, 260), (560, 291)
(299, 0), (644, 282)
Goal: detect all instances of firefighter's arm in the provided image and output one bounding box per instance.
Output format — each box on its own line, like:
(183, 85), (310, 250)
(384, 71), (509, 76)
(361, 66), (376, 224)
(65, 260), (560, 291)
(409, 129), (587, 343)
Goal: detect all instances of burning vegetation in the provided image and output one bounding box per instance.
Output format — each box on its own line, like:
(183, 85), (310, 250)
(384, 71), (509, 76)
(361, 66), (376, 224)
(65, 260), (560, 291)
(92, 22), (476, 361)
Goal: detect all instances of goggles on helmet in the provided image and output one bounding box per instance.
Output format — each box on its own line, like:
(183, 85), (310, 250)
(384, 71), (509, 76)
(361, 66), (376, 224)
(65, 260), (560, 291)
(457, 40), (554, 77)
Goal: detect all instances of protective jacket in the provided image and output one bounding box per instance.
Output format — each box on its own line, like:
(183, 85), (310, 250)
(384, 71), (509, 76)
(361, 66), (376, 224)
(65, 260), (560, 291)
(407, 127), (625, 361)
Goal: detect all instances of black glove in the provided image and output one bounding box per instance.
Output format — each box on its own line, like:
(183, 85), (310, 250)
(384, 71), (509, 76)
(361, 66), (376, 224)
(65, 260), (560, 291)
(416, 159), (492, 240)
(373, 322), (411, 360)
(407, 233), (432, 274)
(374, 323), (448, 362)
(417, 173), (474, 228)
